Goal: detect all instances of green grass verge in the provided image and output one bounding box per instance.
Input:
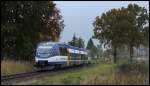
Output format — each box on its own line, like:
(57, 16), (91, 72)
(21, 63), (116, 85)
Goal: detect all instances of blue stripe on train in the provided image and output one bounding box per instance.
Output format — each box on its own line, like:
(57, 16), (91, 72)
(47, 61), (67, 64)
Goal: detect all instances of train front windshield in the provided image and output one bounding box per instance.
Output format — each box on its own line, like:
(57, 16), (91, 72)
(36, 45), (58, 58)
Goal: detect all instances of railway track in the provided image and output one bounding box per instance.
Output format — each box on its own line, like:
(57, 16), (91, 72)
(1, 71), (41, 81)
(1, 68), (63, 81)
(1, 64), (92, 85)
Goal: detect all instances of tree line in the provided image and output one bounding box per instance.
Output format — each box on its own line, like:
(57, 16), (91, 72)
(1, 2), (148, 63)
(68, 34), (103, 60)
(68, 33), (85, 48)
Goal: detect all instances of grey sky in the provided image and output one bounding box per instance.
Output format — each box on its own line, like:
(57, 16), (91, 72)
(54, 1), (149, 46)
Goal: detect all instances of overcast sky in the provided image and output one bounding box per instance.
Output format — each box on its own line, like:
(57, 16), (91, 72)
(54, 1), (149, 46)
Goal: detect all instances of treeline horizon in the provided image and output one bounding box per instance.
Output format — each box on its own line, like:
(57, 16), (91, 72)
(1, 2), (149, 62)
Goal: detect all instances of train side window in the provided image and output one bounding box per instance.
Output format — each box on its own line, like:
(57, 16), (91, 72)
(81, 54), (83, 60)
(70, 53), (78, 60)
(59, 46), (68, 56)
(81, 54), (87, 60)
(81, 54), (84, 60)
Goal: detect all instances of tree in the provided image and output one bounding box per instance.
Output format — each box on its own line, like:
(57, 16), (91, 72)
(86, 38), (97, 58)
(68, 33), (77, 47)
(142, 26), (149, 46)
(68, 34), (85, 48)
(96, 44), (103, 58)
(1, 1), (64, 61)
(93, 4), (149, 63)
(126, 4), (149, 61)
(86, 38), (94, 50)
(78, 37), (85, 48)
(93, 8), (133, 63)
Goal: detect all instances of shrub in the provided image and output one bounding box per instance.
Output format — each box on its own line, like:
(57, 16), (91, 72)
(117, 59), (149, 74)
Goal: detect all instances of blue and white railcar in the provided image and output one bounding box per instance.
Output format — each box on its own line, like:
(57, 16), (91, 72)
(35, 42), (89, 69)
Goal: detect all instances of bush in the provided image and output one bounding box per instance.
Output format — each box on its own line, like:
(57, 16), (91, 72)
(117, 59), (149, 74)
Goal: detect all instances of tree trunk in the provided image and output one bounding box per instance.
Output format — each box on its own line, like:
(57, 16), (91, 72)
(129, 44), (133, 62)
(113, 45), (117, 63)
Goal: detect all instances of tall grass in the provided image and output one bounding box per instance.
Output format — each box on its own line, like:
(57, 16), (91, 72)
(80, 60), (149, 85)
(21, 61), (149, 85)
(1, 59), (33, 76)
(3, 59), (149, 85)
(114, 59), (149, 85)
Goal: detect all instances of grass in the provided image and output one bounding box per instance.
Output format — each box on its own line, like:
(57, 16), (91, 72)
(18, 61), (149, 85)
(1, 59), (33, 76)
(1, 59), (149, 85)
(18, 63), (116, 85)
(115, 60), (149, 85)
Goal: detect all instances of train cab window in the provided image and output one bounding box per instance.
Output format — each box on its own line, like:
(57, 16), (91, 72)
(59, 46), (68, 56)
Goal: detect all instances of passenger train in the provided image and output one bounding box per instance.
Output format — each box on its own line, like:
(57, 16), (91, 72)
(34, 42), (90, 70)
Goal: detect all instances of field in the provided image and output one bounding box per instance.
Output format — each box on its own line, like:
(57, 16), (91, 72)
(1, 59), (149, 85)
(12, 61), (149, 85)
(1, 59), (33, 76)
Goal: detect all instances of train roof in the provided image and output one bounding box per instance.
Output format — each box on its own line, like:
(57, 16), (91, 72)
(38, 42), (86, 51)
